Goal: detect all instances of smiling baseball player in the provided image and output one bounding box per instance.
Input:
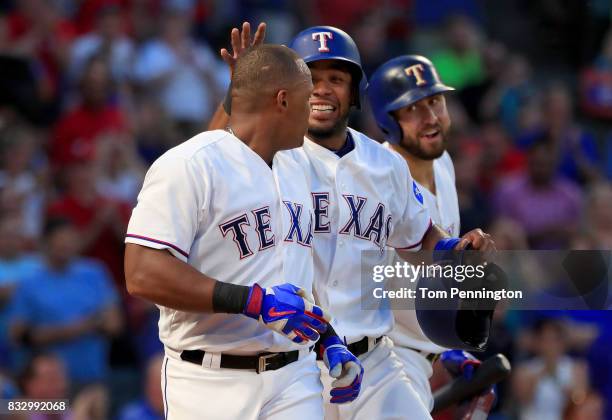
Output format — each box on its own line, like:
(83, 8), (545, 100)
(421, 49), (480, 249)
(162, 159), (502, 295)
(209, 23), (495, 420)
(124, 45), (364, 420)
(368, 55), (492, 413)
(289, 27), (495, 420)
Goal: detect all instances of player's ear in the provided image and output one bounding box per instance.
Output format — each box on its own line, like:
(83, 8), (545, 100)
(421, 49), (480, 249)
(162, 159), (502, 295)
(276, 89), (289, 112)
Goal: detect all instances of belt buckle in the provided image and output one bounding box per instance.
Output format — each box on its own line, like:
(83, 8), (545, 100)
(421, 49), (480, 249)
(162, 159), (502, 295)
(257, 353), (276, 374)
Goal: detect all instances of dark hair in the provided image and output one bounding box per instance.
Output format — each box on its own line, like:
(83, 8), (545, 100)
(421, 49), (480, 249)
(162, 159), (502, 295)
(18, 352), (61, 393)
(232, 45), (309, 97)
(42, 217), (73, 239)
(532, 317), (564, 336)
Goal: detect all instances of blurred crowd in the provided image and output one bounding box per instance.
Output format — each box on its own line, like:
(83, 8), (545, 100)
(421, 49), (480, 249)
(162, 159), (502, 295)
(0, 0), (610, 419)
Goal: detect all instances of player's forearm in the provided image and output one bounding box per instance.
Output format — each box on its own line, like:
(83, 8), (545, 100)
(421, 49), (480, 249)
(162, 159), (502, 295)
(125, 243), (218, 312)
(421, 223), (451, 250)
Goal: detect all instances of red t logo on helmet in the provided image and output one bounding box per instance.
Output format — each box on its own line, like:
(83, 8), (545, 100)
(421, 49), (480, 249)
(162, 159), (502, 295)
(312, 31), (334, 52)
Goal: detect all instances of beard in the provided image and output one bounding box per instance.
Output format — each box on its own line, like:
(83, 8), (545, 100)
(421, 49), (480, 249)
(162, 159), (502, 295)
(307, 110), (350, 141)
(401, 125), (448, 160)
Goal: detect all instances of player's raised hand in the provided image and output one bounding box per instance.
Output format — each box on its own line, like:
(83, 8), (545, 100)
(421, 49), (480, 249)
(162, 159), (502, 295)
(242, 282), (329, 344)
(220, 22), (266, 76)
(320, 336), (364, 403)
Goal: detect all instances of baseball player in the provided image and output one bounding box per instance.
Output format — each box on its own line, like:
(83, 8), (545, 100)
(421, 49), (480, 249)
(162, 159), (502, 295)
(288, 27), (496, 420)
(124, 45), (362, 420)
(367, 55), (492, 412)
(210, 23), (495, 419)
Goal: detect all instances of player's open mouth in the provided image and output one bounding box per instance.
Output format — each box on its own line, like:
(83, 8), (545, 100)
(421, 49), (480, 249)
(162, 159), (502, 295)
(420, 129), (441, 141)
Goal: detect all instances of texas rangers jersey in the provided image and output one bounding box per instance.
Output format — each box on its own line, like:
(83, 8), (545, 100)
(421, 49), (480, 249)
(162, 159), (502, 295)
(303, 128), (432, 344)
(125, 130), (315, 355)
(386, 148), (461, 353)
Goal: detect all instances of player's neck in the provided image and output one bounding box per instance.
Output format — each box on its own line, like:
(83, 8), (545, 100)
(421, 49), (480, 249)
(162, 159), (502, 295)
(391, 144), (436, 194)
(228, 119), (277, 166)
(307, 130), (347, 151)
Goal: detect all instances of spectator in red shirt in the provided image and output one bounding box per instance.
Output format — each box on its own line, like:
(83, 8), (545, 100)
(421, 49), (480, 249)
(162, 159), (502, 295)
(478, 120), (527, 193)
(47, 159), (130, 287)
(1, 0), (76, 101)
(50, 56), (127, 167)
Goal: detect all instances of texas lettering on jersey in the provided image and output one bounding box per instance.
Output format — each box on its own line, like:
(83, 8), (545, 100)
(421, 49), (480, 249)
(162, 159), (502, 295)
(313, 192), (391, 251)
(219, 202), (313, 259)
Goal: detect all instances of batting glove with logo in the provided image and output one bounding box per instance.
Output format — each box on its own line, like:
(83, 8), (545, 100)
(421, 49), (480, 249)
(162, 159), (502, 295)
(440, 350), (482, 380)
(320, 335), (364, 404)
(243, 283), (330, 344)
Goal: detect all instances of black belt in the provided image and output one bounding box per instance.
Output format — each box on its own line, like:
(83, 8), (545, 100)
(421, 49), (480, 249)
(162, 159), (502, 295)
(316, 336), (383, 360)
(180, 348), (311, 374)
(349, 336), (383, 357)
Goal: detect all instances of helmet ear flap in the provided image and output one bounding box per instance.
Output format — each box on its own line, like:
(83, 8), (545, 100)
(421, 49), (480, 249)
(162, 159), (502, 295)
(350, 70), (367, 109)
(350, 85), (359, 108)
(381, 110), (403, 145)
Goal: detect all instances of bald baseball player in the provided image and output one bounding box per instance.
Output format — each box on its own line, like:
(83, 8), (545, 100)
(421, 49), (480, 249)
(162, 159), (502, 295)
(209, 24), (495, 419)
(125, 45), (363, 420)
(367, 55), (490, 413)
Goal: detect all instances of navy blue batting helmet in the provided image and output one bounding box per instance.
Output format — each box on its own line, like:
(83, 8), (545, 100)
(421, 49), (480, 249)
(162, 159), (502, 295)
(415, 261), (507, 352)
(289, 26), (366, 108)
(367, 55), (454, 143)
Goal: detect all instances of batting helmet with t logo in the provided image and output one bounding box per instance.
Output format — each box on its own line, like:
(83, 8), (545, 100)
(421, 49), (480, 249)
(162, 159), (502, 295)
(367, 55), (455, 144)
(289, 26), (367, 109)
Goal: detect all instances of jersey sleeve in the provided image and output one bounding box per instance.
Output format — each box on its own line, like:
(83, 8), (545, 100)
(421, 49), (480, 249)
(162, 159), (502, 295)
(125, 155), (208, 262)
(387, 156), (432, 251)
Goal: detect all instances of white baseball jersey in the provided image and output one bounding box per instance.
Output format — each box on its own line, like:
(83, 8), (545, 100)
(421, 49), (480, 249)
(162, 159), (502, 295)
(386, 147), (460, 354)
(301, 128), (432, 344)
(126, 129), (315, 356)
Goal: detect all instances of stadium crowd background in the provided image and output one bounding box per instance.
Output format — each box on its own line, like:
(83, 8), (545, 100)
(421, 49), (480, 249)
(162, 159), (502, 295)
(0, 0), (610, 419)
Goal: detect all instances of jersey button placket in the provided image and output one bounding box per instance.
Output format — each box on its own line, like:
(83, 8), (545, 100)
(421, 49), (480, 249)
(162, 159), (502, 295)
(328, 162), (346, 288)
(337, 162), (347, 191)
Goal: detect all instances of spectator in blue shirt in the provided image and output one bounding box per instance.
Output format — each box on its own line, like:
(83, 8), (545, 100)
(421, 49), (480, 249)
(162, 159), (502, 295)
(9, 217), (123, 389)
(116, 354), (164, 420)
(517, 84), (601, 185)
(0, 214), (41, 370)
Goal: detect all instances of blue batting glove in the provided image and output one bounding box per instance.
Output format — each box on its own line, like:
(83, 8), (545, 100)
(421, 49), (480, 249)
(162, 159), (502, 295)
(440, 350), (481, 380)
(243, 283), (330, 344)
(320, 336), (364, 404)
